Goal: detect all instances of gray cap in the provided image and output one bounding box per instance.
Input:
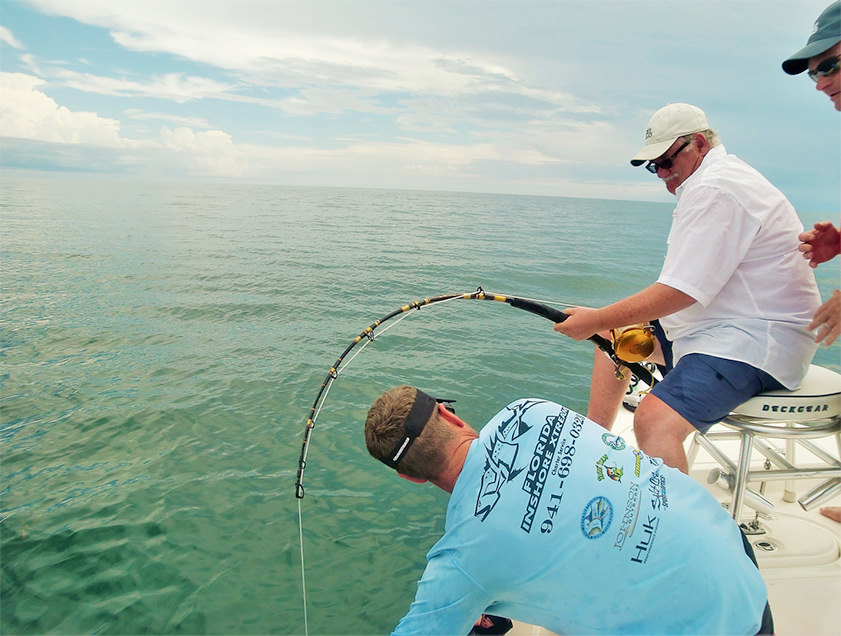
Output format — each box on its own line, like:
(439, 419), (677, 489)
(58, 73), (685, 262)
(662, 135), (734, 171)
(782, 1), (841, 75)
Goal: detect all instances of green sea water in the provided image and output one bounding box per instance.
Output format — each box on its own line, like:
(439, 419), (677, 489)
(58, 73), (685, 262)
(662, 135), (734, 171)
(1, 176), (838, 635)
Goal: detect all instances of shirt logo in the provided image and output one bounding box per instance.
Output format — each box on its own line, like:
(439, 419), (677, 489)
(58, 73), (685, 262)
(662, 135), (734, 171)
(613, 482), (641, 551)
(581, 496), (613, 539)
(601, 433), (625, 450)
(520, 411), (566, 533)
(631, 516), (660, 564)
(595, 454), (623, 482)
(474, 400), (539, 521)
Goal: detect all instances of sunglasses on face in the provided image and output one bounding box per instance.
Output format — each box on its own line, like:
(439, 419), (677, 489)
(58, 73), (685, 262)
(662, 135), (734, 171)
(808, 56), (841, 82)
(645, 140), (690, 174)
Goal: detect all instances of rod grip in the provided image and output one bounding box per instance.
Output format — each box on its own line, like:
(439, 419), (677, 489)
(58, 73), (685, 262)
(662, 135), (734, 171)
(506, 295), (656, 388)
(507, 297), (569, 323)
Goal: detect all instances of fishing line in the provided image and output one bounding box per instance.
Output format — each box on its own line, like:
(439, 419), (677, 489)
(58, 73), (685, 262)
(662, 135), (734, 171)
(293, 288), (657, 634)
(294, 293), (465, 636)
(296, 498), (308, 636)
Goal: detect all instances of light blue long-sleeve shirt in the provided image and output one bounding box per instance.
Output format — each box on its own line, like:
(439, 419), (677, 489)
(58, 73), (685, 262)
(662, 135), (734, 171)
(392, 399), (767, 635)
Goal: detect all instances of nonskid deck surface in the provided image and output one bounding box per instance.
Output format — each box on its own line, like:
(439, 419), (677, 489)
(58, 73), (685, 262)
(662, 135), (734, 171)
(511, 414), (841, 636)
(680, 425), (840, 636)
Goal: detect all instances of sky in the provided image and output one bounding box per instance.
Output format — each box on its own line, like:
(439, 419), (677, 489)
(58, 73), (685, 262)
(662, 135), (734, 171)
(1, 0), (839, 212)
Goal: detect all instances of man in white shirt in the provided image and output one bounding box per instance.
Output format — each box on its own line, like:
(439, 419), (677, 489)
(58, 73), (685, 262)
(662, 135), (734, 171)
(554, 103), (820, 473)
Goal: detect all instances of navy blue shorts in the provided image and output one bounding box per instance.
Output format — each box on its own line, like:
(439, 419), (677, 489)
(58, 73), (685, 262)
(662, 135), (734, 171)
(649, 322), (785, 433)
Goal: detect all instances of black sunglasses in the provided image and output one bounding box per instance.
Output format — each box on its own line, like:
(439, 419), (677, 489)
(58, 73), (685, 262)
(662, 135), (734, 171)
(808, 56), (841, 82)
(645, 140), (690, 174)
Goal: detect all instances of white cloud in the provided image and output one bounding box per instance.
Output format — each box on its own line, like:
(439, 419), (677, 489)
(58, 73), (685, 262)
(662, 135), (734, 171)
(107, 20), (522, 98)
(0, 72), (123, 145)
(279, 87), (393, 116)
(51, 69), (236, 104)
(0, 72), (248, 178)
(20, 0), (573, 108)
(124, 108), (211, 129)
(5, 1), (838, 210)
(159, 126), (247, 176)
(236, 137), (561, 182)
(20, 53), (42, 74)
(0, 25), (24, 49)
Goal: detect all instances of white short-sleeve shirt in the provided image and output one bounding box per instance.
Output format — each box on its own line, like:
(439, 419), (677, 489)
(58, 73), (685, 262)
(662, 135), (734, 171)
(657, 145), (820, 389)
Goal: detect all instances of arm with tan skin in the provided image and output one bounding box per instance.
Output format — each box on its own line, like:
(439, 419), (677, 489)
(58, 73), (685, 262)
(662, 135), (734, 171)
(553, 282), (696, 341)
(810, 289), (841, 346)
(798, 221), (841, 347)
(820, 506), (841, 523)
(555, 283), (694, 430)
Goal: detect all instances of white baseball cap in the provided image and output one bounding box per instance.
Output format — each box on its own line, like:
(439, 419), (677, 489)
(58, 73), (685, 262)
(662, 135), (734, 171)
(630, 103), (710, 166)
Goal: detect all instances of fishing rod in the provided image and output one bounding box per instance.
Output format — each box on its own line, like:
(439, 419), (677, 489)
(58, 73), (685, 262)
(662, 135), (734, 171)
(294, 287), (658, 635)
(294, 287), (657, 500)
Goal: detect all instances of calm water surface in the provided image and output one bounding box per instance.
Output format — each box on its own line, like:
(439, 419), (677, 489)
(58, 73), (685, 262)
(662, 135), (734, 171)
(1, 176), (837, 634)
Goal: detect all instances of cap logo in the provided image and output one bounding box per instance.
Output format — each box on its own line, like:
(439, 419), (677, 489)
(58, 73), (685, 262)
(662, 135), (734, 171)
(645, 128), (653, 140)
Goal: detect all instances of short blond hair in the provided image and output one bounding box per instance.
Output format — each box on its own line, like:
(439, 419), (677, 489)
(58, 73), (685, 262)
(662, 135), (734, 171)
(364, 385), (456, 480)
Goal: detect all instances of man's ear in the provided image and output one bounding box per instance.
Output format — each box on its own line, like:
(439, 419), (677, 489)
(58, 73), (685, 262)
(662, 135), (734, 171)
(398, 473), (427, 484)
(437, 402), (465, 427)
(694, 132), (711, 157)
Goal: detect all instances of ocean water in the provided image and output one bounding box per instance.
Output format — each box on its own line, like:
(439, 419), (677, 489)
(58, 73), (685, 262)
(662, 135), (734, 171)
(1, 176), (838, 635)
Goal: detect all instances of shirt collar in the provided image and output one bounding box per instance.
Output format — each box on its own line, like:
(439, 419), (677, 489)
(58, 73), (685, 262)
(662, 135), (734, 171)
(675, 144), (727, 198)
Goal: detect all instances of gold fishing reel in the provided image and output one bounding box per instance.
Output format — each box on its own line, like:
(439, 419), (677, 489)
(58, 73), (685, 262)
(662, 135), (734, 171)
(610, 324), (656, 363)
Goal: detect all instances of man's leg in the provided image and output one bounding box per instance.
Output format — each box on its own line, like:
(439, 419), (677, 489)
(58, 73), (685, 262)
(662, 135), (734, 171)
(633, 393), (697, 473)
(634, 354), (784, 474)
(587, 336), (666, 431)
(586, 347), (630, 430)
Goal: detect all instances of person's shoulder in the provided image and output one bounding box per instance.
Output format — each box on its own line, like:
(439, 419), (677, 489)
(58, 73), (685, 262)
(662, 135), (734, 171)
(705, 148), (766, 181)
(503, 397), (556, 409)
(700, 146), (749, 175)
(486, 399), (575, 431)
(501, 398), (576, 418)
(688, 148), (779, 202)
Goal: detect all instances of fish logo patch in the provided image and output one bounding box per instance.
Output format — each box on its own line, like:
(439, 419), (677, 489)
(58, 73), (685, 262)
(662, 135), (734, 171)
(595, 454), (623, 483)
(581, 496), (613, 539)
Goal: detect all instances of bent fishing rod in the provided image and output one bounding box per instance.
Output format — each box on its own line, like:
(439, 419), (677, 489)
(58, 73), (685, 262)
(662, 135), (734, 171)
(294, 287), (657, 499)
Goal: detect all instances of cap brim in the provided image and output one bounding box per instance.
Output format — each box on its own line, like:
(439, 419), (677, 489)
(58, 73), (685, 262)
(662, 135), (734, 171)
(783, 36), (841, 75)
(630, 138), (676, 167)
